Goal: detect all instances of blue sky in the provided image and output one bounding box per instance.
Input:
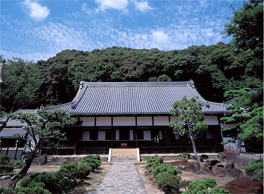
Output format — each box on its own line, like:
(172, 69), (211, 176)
(1, 0), (245, 61)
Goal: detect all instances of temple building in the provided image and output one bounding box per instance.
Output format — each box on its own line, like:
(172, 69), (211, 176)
(41, 81), (229, 155)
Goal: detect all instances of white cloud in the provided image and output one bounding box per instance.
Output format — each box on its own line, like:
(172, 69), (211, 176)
(95, 0), (129, 11)
(133, 0), (153, 13)
(23, 0), (50, 21)
(151, 30), (169, 43)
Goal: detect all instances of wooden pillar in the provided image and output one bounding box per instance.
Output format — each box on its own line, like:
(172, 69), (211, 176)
(93, 116), (97, 147)
(111, 116), (113, 147)
(135, 116), (138, 147)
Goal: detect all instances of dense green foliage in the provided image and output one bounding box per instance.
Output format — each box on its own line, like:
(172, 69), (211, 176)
(81, 155), (102, 172)
(177, 153), (191, 162)
(152, 164), (182, 178)
(0, 156), (11, 165)
(156, 172), (180, 194)
(145, 155), (163, 172)
(0, 165), (14, 173)
(220, 88), (263, 153)
(182, 178), (230, 194)
(170, 96), (208, 156)
(245, 159), (263, 181)
(146, 156), (182, 193)
(8, 159), (24, 169)
(60, 161), (91, 179)
(224, 0), (263, 58)
(5, 109), (76, 190)
(1, 40), (263, 112)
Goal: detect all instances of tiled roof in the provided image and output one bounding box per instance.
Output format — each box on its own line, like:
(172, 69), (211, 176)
(42, 81), (228, 115)
(0, 109), (36, 127)
(0, 128), (25, 138)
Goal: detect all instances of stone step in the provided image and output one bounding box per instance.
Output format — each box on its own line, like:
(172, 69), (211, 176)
(110, 148), (139, 162)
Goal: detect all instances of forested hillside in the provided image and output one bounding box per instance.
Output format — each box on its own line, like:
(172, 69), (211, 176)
(1, 0), (263, 113)
(2, 42), (262, 112)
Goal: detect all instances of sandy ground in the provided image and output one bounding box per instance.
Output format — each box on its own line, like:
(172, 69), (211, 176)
(0, 163), (111, 193)
(136, 163), (236, 194)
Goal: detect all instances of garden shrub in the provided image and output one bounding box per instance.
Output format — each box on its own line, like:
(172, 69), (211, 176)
(60, 161), (90, 179)
(156, 172), (180, 194)
(9, 158), (24, 168)
(0, 156), (11, 165)
(182, 178), (230, 194)
(178, 153), (190, 162)
(179, 180), (190, 191)
(0, 165), (14, 173)
(15, 186), (50, 194)
(82, 155), (102, 168)
(145, 155), (163, 172)
(88, 163), (96, 172)
(2, 189), (14, 194)
(245, 159), (263, 181)
(152, 164), (182, 178)
(19, 172), (71, 193)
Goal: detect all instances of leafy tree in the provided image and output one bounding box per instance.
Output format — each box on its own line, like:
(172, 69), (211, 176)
(220, 88), (262, 154)
(169, 96), (208, 156)
(224, 0), (263, 58)
(245, 159), (263, 181)
(5, 109), (76, 189)
(240, 106), (263, 152)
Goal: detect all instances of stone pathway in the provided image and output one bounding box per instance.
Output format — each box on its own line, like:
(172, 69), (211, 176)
(92, 162), (147, 194)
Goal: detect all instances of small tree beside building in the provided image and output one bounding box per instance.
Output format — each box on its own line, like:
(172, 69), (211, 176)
(5, 108), (76, 190)
(169, 96), (208, 156)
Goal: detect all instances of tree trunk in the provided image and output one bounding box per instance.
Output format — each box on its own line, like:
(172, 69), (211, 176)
(8, 156), (35, 190)
(190, 135), (197, 156)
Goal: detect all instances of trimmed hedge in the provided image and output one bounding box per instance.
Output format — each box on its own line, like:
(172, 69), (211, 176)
(0, 165), (14, 173)
(60, 161), (90, 179)
(156, 172), (180, 194)
(145, 155), (163, 172)
(152, 164), (182, 178)
(0, 156), (11, 165)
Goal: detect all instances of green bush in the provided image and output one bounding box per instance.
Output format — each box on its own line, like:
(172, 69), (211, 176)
(178, 153), (190, 161)
(0, 156), (11, 165)
(15, 186), (50, 194)
(145, 155), (163, 171)
(245, 159), (263, 181)
(2, 189), (14, 194)
(179, 180), (190, 191)
(19, 172), (71, 193)
(152, 164), (182, 178)
(82, 155), (102, 168)
(8, 159), (24, 168)
(0, 165), (14, 173)
(60, 161), (90, 179)
(182, 178), (230, 194)
(88, 163), (96, 172)
(156, 172), (180, 194)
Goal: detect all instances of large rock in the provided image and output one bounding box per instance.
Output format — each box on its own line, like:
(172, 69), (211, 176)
(190, 155), (199, 161)
(212, 163), (224, 176)
(200, 162), (212, 173)
(185, 161), (200, 173)
(224, 168), (244, 178)
(223, 144), (238, 169)
(37, 154), (47, 165)
(177, 165), (186, 170)
(235, 156), (251, 168)
(206, 158), (220, 167)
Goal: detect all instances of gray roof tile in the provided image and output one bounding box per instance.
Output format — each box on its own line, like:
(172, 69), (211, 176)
(0, 128), (25, 138)
(43, 81), (228, 115)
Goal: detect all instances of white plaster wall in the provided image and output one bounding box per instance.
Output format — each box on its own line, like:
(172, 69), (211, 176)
(154, 116), (169, 126)
(204, 116), (219, 125)
(82, 131), (90, 140)
(170, 116), (185, 125)
(96, 117), (111, 126)
(80, 117), (95, 126)
(113, 117), (135, 126)
(137, 116), (152, 126)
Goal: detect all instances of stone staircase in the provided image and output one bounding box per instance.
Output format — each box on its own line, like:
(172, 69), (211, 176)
(109, 148), (139, 162)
